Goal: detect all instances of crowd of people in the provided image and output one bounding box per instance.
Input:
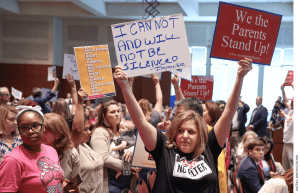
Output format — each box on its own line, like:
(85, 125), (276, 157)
(0, 57), (294, 193)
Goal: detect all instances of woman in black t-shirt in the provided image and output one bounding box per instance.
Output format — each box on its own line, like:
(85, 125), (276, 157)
(113, 58), (252, 193)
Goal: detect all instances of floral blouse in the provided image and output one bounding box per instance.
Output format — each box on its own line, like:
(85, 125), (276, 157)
(0, 134), (23, 163)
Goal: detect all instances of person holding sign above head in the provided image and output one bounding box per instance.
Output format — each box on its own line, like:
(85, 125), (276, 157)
(33, 78), (60, 115)
(170, 72), (228, 193)
(114, 58), (252, 192)
(280, 84), (293, 171)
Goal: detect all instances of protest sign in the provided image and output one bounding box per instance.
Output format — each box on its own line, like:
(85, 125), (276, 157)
(180, 76), (213, 100)
(210, 2), (282, 65)
(47, 66), (56, 81)
(41, 88), (58, 102)
(11, 87), (22, 100)
(74, 45), (116, 99)
(63, 54), (80, 80)
(170, 67), (192, 81)
(283, 70), (293, 86)
(111, 13), (191, 77)
(131, 131), (166, 169)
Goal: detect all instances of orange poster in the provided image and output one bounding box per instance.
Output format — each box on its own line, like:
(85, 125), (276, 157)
(74, 45), (116, 99)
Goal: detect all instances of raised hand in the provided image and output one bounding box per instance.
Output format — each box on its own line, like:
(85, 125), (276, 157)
(77, 88), (88, 103)
(113, 66), (128, 88)
(171, 74), (180, 87)
(151, 73), (159, 85)
(66, 74), (75, 87)
(237, 58), (252, 78)
(54, 78), (60, 85)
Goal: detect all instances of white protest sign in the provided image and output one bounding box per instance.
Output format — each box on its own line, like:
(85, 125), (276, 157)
(47, 66), (56, 81)
(11, 87), (22, 100)
(170, 67), (192, 81)
(41, 88), (59, 103)
(111, 13), (191, 77)
(141, 72), (162, 80)
(63, 54), (80, 80)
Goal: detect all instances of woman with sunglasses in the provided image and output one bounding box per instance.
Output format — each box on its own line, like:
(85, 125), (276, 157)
(0, 106), (78, 193)
(0, 105), (22, 163)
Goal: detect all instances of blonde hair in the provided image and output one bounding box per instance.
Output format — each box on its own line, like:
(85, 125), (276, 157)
(166, 110), (208, 159)
(242, 131), (258, 145)
(44, 113), (73, 160)
(52, 98), (71, 120)
(0, 105), (18, 135)
(138, 99), (152, 122)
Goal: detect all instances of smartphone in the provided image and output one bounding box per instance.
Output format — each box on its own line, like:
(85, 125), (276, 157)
(63, 174), (83, 193)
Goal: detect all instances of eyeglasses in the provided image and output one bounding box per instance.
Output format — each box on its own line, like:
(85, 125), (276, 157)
(3, 93), (10, 97)
(18, 124), (43, 134)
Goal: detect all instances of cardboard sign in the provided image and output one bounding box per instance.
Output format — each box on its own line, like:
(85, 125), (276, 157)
(283, 70), (293, 86)
(180, 76), (213, 100)
(11, 87), (22, 100)
(210, 2), (282, 65)
(41, 88), (59, 103)
(111, 14), (191, 77)
(47, 66), (57, 81)
(170, 67), (192, 81)
(63, 54), (80, 80)
(74, 45), (116, 99)
(131, 131), (157, 169)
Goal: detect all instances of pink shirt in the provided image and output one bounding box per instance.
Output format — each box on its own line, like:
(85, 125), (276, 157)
(89, 117), (97, 126)
(0, 144), (64, 193)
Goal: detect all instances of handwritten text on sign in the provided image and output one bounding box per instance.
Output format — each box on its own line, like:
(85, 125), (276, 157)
(74, 45), (116, 99)
(181, 76), (214, 100)
(210, 2), (282, 65)
(111, 14), (191, 77)
(63, 54), (80, 80)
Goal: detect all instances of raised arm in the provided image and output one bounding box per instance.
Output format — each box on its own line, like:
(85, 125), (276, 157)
(214, 58), (252, 147)
(151, 74), (163, 114)
(171, 74), (185, 101)
(66, 74), (78, 115)
(281, 84), (290, 109)
(52, 78), (60, 94)
(71, 88), (88, 149)
(114, 66), (157, 151)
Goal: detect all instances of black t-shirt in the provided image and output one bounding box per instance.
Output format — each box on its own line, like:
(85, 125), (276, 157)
(147, 128), (223, 193)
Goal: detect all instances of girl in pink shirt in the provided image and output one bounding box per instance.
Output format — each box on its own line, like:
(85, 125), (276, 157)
(0, 106), (78, 193)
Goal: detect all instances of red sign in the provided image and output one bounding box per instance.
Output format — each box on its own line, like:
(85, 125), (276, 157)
(210, 2), (282, 65)
(181, 76), (213, 100)
(283, 70), (293, 86)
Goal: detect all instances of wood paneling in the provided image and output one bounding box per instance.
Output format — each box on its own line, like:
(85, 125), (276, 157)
(0, 63), (171, 106)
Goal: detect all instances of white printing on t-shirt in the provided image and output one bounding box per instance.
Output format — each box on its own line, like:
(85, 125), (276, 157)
(172, 154), (212, 179)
